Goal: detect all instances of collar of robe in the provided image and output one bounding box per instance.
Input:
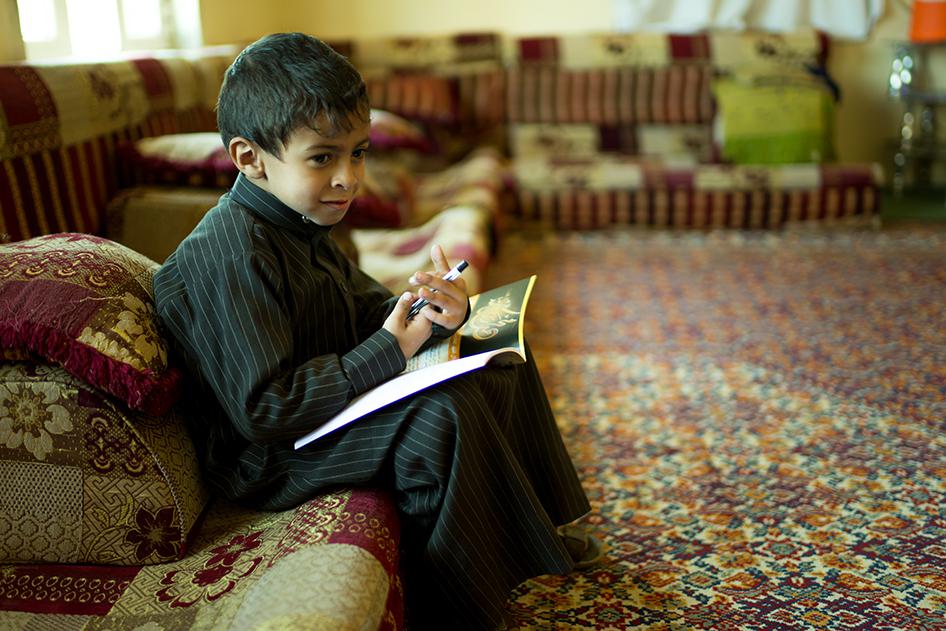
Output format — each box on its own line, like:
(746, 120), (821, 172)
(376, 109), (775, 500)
(230, 173), (331, 242)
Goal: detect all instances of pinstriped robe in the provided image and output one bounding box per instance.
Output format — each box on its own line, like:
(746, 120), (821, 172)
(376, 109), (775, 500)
(154, 174), (591, 630)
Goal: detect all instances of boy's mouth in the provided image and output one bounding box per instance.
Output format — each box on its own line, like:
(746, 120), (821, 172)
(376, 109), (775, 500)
(321, 199), (351, 210)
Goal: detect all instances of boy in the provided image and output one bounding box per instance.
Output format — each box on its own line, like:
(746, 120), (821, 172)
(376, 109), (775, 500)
(154, 32), (597, 630)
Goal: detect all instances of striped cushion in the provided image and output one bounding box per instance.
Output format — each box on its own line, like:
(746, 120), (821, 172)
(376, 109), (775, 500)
(505, 64), (714, 125)
(511, 160), (881, 229)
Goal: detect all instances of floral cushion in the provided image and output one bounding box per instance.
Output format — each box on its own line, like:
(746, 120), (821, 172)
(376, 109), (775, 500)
(0, 361), (207, 565)
(0, 233), (181, 416)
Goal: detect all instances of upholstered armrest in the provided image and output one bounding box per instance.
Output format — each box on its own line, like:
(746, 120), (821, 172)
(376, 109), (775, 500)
(106, 187), (226, 264)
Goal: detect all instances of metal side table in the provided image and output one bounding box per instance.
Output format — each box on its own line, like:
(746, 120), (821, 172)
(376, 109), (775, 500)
(889, 41), (946, 200)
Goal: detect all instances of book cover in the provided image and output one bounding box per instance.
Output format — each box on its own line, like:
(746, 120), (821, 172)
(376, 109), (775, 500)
(294, 275), (536, 449)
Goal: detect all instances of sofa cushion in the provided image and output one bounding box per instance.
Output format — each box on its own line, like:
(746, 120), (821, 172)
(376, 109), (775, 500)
(348, 157), (417, 228)
(411, 147), (506, 225)
(117, 132), (238, 189)
(369, 108), (436, 154)
(351, 205), (491, 295)
(0, 361), (207, 565)
(713, 78), (835, 164)
(0, 233), (181, 416)
(117, 129), (416, 229)
(0, 488), (403, 627)
(510, 158), (881, 229)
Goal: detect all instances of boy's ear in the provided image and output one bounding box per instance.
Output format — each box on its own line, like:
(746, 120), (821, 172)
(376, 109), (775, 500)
(228, 136), (266, 180)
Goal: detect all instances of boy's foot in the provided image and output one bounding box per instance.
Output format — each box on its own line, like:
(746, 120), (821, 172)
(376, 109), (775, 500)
(557, 524), (606, 569)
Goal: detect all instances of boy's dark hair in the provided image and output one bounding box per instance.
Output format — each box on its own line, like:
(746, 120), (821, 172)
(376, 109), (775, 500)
(217, 32), (369, 157)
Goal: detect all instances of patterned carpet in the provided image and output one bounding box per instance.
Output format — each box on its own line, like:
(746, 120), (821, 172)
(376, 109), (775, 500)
(486, 226), (946, 630)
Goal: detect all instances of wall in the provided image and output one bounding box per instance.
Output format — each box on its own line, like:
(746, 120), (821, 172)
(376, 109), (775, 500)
(199, 0), (615, 43)
(199, 0), (285, 48)
(0, 0), (25, 61)
(830, 1), (946, 179)
(279, 0), (614, 39)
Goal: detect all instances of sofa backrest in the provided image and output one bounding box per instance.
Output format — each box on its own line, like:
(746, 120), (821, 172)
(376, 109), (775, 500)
(331, 33), (506, 127)
(503, 30), (829, 161)
(0, 47), (235, 243)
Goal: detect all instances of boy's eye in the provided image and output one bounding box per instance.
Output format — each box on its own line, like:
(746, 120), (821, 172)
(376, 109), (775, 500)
(353, 147), (369, 160)
(310, 154), (332, 165)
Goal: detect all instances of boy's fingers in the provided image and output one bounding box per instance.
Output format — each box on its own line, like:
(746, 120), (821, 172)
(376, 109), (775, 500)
(393, 292), (413, 317)
(430, 244), (450, 274)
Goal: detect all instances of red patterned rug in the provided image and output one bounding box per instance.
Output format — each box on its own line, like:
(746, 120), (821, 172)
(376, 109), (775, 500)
(487, 226), (946, 630)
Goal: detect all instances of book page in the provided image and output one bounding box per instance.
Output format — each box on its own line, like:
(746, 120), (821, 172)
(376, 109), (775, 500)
(295, 350), (503, 449)
(404, 331), (461, 372)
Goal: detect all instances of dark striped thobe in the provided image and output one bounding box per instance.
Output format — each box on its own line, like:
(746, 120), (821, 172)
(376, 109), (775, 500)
(153, 174), (591, 630)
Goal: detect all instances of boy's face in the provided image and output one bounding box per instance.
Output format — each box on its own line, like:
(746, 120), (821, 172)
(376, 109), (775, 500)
(253, 117), (371, 226)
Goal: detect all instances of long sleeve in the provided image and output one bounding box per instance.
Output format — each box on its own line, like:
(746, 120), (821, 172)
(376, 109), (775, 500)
(154, 192), (407, 447)
(159, 249), (404, 445)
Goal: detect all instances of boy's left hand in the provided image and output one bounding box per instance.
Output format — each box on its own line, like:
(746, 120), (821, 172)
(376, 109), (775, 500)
(409, 245), (469, 330)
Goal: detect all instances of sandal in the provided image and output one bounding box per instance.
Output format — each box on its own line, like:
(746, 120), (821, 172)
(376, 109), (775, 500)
(557, 524), (606, 570)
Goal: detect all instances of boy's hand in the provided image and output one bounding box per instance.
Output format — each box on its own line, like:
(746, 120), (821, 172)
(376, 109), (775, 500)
(409, 245), (469, 331)
(383, 291), (433, 361)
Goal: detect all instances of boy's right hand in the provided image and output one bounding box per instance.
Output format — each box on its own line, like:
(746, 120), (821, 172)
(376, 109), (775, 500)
(383, 292), (433, 361)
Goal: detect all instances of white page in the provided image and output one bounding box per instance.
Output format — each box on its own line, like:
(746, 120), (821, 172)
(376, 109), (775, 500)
(294, 349), (509, 450)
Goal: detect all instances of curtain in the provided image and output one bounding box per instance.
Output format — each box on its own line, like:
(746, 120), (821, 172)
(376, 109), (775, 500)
(614, 0), (885, 40)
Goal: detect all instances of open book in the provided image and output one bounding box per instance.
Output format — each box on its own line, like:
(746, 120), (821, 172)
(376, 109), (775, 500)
(294, 275), (537, 450)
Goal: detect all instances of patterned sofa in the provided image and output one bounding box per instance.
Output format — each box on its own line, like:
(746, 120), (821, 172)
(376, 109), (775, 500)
(501, 30), (882, 229)
(343, 29), (882, 229)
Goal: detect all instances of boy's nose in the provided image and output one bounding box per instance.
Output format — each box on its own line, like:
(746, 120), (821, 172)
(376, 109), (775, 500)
(332, 163), (358, 190)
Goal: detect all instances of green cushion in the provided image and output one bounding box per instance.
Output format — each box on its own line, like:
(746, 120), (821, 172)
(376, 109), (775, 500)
(713, 79), (835, 164)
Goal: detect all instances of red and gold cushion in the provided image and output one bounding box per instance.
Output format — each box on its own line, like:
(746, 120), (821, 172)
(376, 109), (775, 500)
(0, 233), (181, 416)
(117, 132), (238, 189)
(369, 108), (436, 154)
(0, 361), (207, 565)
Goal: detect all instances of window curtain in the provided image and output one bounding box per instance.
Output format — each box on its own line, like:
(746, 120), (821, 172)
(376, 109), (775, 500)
(614, 0), (885, 40)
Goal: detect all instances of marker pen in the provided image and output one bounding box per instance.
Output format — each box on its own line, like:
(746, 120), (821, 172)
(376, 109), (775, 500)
(407, 260), (469, 320)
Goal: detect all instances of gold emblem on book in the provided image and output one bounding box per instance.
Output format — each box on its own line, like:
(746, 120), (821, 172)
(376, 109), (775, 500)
(469, 293), (520, 340)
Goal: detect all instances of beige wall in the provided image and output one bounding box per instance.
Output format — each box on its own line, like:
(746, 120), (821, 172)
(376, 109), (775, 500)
(199, 0), (285, 47)
(832, 2), (926, 169)
(831, 2), (946, 180)
(199, 0), (614, 43)
(0, 0), (25, 62)
(275, 0), (614, 39)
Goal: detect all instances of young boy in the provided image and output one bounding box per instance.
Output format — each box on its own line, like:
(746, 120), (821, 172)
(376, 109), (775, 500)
(154, 32), (597, 630)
